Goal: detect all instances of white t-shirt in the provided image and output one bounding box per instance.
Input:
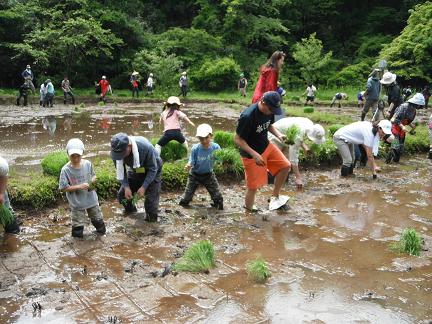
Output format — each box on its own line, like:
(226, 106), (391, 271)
(147, 77), (153, 87)
(334, 121), (379, 155)
(0, 156), (9, 177)
(306, 85), (316, 97)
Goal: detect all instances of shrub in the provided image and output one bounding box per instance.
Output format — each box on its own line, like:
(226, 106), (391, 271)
(41, 151), (69, 177)
(161, 161), (188, 190)
(94, 161), (120, 200)
(213, 148), (244, 176)
(8, 176), (59, 210)
(303, 107), (314, 113)
(173, 240), (216, 273)
(390, 228), (422, 256)
(328, 124), (344, 136)
(150, 139), (187, 162)
(246, 256), (271, 283)
(213, 131), (236, 149)
(192, 57), (241, 91)
(285, 125), (301, 145)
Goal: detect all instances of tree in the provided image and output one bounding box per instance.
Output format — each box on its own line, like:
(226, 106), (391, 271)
(380, 2), (432, 82)
(292, 33), (332, 83)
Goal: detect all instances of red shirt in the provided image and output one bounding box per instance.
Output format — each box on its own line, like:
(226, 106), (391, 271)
(99, 80), (110, 94)
(252, 67), (278, 103)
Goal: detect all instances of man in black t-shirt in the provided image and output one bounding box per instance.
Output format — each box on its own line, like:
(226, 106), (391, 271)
(235, 91), (291, 211)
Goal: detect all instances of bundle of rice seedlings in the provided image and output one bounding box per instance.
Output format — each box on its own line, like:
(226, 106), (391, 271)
(246, 256), (271, 283)
(121, 193), (141, 206)
(0, 204), (14, 227)
(285, 125), (301, 145)
(390, 228), (422, 256)
(173, 240), (216, 273)
(41, 151), (69, 177)
(303, 107), (314, 113)
(213, 148), (244, 175)
(213, 131), (236, 149)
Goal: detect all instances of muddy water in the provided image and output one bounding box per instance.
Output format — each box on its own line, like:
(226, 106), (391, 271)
(0, 103), (432, 323)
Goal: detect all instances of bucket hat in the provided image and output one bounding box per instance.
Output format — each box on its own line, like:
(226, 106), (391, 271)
(380, 72), (396, 85)
(166, 96), (182, 105)
(307, 124), (326, 144)
(407, 93), (425, 106)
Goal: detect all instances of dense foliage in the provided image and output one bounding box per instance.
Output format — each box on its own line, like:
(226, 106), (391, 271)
(0, 0), (429, 89)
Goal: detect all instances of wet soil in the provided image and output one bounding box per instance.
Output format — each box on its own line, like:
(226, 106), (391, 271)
(0, 103), (432, 323)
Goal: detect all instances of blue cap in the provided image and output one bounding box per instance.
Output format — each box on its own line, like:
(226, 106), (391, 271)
(110, 133), (129, 160)
(262, 91), (282, 115)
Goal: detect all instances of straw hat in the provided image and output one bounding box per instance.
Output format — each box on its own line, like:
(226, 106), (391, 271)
(167, 96), (182, 105)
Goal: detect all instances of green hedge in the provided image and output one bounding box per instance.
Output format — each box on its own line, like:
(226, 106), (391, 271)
(41, 151), (69, 177)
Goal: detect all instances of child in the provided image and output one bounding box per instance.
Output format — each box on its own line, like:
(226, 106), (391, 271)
(179, 124), (223, 210)
(428, 112), (432, 159)
(155, 96), (195, 155)
(59, 138), (106, 238)
(0, 156), (20, 234)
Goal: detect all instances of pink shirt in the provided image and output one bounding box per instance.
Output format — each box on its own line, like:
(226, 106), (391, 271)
(162, 109), (187, 132)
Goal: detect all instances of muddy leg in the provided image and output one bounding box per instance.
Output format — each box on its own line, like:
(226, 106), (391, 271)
(144, 178), (161, 222)
(71, 209), (86, 237)
(202, 173), (223, 210)
(245, 188), (257, 210)
(180, 173), (199, 206)
(88, 205), (106, 234)
(273, 166), (290, 197)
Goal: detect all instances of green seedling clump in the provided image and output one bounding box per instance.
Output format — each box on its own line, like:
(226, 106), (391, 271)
(213, 131), (236, 149)
(121, 193), (142, 206)
(161, 161), (189, 190)
(173, 240), (216, 273)
(0, 204), (14, 227)
(41, 151), (69, 177)
(303, 107), (314, 113)
(285, 125), (301, 145)
(246, 256), (271, 283)
(150, 139), (187, 162)
(98, 101), (106, 106)
(328, 124), (344, 136)
(391, 228), (422, 256)
(213, 148), (244, 176)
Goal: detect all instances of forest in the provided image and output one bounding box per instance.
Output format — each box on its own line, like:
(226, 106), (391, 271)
(0, 0), (431, 90)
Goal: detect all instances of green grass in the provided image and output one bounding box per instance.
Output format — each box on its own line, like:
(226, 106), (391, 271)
(246, 256), (271, 283)
(285, 124), (301, 145)
(0, 204), (15, 227)
(41, 151), (69, 177)
(173, 240), (216, 273)
(213, 131), (236, 149)
(303, 107), (314, 113)
(287, 106), (354, 125)
(213, 148), (244, 176)
(390, 228), (422, 256)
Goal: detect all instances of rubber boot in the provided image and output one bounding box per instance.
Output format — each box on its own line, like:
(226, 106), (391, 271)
(360, 112), (366, 121)
(392, 148), (400, 163)
(146, 214), (158, 222)
(122, 201), (137, 213)
(16, 98), (20, 106)
(211, 199), (224, 210)
(71, 226), (84, 238)
(349, 163), (355, 175)
(91, 219), (106, 235)
(428, 150), (432, 160)
(4, 219), (20, 234)
(341, 165), (350, 177)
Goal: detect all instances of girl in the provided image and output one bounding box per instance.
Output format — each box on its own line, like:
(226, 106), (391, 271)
(155, 96), (195, 155)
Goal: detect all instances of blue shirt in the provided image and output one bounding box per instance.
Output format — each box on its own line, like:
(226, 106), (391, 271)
(47, 82), (55, 94)
(189, 142), (220, 174)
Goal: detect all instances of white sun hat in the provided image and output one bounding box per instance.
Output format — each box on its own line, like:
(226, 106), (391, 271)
(66, 138), (85, 156)
(407, 93), (425, 106)
(377, 119), (392, 135)
(167, 96), (182, 105)
(196, 124), (213, 137)
(380, 72), (397, 85)
(307, 124), (326, 144)
(0, 156), (9, 176)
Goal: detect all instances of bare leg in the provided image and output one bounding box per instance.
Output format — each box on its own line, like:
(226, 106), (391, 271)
(245, 188), (257, 210)
(272, 167), (290, 197)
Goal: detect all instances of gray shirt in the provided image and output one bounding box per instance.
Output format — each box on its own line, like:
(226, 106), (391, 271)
(59, 159), (98, 210)
(365, 77), (381, 101)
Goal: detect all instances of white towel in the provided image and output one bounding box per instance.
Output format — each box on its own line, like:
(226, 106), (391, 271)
(116, 136), (140, 181)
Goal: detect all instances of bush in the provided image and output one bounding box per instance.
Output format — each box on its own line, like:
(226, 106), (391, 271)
(328, 124), (344, 136)
(173, 240), (216, 273)
(192, 57), (241, 91)
(8, 176), (59, 210)
(94, 161), (120, 200)
(390, 228), (422, 256)
(213, 131), (236, 149)
(213, 148), (244, 176)
(303, 107), (314, 113)
(41, 151), (69, 177)
(150, 139), (187, 162)
(161, 161), (188, 190)
(404, 126), (430, 153)
(246, 256), (271, 283)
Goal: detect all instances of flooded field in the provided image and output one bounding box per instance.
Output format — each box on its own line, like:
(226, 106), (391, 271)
(0, 102), (431, 323)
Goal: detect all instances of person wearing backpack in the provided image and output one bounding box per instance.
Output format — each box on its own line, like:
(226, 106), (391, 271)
(238, 73), (248, 97)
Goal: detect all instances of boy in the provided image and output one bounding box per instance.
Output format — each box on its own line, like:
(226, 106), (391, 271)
(179, 124), (224, 210)
(59, 138), (106, 238)
(0, 156), (21, 234)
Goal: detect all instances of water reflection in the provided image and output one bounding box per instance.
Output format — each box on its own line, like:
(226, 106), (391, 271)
(42, 116), (57, 136)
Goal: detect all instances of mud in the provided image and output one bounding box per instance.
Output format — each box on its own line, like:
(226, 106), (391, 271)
(1, 103), (432, 323)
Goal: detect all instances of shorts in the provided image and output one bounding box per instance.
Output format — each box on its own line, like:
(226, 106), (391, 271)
(306, 96), (315, 102)
(241, 143), (291, 190)
(157, 129), (186, 146)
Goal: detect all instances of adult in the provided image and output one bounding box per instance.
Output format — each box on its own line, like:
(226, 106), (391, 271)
(387, 93), (425, 163)
(422, 85), (430, 108)
(402, 85), (412, 101)
(304, 83), (317, 105)
(39, 81), (47, 107)
(130, 71), (140, 98)
(330, 92), (348, 108)
(110, 133), (162, 222)
(16, 80), (31, 106)
(147, 73), (154, 95)
(97, 76), (112, 102)
(45, 79), (55, 107)
(178, 72), (188, 97)
(269, 117), (325, 189)
(61, 76), (75, 105)
(251, 51), (285, 104)
(380, 71), (402, 120)
(238, 73), (248, 97)
(21, 64), (35, 93)
(0, 156), (21, 234)
(333, 120), (393, 178)
(361, 69), (381, 121)
(235, 91), (291, 211)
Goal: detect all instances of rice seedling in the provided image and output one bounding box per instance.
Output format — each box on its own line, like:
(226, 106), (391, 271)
(150, 139), (187, 162)
(213, 131), (236, 149)
(213, 148), (244, 175)
(390, 228), (422, 256)
(173, 240), (216, 273)
(284, 125), (301, 145)
(41, 151), (69, 177)
(121, 193), (142, 206)
(246, 256), (271, 283)
(98, 101), (106, 106)
(0, 204), (14, 227)
(328, 124), (344, 136)
(303, 107), (314, 113)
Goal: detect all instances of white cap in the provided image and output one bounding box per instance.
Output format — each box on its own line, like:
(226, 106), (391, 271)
(307, 124), (325, 144)
(196, 124), (213, 137)
(149, 73), (153, 77)
(26, 65), (31, 69)
(167, 96), (182, 105)
(380, 72), (396, 85)
(66, 138), (84, 156)
(102, 75), (106, 79)
(377, 119), (392, 135)
(182, 71), (187, 75)
(0, 156), (9, 177)
(407, 93), (425, 106)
